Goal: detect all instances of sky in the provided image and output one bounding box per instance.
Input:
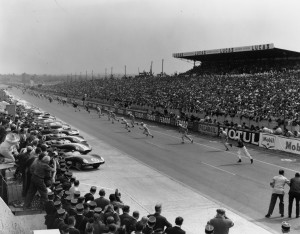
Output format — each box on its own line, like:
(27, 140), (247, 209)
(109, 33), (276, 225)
(1, 0), (300, 76)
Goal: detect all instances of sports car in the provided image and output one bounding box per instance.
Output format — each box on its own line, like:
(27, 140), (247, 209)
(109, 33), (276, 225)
(62, 151), (105, 170)
(45, 140), (92, 154)
(43, 133), (68, 140)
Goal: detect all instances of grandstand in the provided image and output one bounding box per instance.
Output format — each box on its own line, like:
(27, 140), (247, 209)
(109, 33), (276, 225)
(173, 43), (300, 75)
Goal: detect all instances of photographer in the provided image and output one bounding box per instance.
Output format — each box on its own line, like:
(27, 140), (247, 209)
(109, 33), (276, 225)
(207, 209), (234, 234)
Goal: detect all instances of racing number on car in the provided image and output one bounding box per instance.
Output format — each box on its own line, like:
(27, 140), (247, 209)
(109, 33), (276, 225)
(91, 158), (99, 162)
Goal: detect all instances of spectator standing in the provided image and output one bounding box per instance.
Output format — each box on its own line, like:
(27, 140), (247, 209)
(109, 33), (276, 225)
(265, 169), (290, 218)
(24, 155), (56, 209)
(69, 180), (80, 199)
(94, 188), (110, 210)
(208, 209), (234, 234)
(119, 205), (135, 233)
(288, 172), (300, 218)
(147, 204), (172, 232)
(84, 186), (97, 202)
(165, 216), (186, 234)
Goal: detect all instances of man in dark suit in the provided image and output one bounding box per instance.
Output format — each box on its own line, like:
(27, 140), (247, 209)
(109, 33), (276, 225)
(147, 204), (172, 232)
(119, 205), (135, 233)
(44, 192), (56, 229)
(165, 217), (185, 234)
(94, 188), (110, 210)
(84, 186), (97, 202)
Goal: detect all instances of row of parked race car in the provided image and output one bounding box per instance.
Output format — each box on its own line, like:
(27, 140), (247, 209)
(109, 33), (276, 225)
(27, 106), (105, 170)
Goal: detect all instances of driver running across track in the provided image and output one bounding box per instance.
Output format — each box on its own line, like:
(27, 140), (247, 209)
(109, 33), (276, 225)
(178, 123), (193, 144)
(120, 118), (131, 132)
(219, 127), (232, 151)
(139, 122), (154, 138)
(110, 111), (119, 124)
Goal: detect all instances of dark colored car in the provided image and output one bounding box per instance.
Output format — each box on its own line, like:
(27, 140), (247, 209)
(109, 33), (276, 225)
(45, 140), (92, 154)
(62, 151), (105, 170)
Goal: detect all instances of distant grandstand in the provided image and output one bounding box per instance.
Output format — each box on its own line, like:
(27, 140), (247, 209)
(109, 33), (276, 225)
(173, 43), (300, 75)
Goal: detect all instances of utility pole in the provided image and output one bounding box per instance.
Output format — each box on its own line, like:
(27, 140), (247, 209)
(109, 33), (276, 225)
(125, 65), (127, 77)
(92, 70), (93, 80)
(111, 67), (113, 78)
(162, 59), (164, 76)
(105, 68), (107, 78)
(86, 70), (87, 80)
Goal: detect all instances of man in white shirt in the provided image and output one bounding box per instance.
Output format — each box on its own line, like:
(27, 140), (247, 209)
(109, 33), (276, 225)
(265, 169), (290, 218)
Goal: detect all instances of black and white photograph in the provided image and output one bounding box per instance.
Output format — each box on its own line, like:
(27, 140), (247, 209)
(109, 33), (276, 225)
(0, 0), (300, 233)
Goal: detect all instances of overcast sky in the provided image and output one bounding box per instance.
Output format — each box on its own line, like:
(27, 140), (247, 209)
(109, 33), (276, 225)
(1, 0), (300, 76)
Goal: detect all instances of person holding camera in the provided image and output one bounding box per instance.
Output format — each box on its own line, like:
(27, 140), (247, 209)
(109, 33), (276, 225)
(207, 209), (234, 234)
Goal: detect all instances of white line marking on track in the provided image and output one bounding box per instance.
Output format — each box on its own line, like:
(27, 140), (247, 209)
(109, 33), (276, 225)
(152, 129), (300, 173)
(201, 162), (236, 175)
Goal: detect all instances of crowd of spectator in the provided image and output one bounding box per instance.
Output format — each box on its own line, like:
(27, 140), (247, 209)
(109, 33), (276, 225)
(35, 60), (300, 129)
(0, 96), (195, 234)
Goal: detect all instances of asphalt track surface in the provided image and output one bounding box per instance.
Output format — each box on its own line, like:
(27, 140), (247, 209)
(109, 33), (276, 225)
(11, 88), (300, 233)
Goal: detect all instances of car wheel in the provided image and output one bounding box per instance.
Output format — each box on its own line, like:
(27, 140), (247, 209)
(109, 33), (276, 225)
(93, 164), (100, 169)
(75, 162), (83, 171)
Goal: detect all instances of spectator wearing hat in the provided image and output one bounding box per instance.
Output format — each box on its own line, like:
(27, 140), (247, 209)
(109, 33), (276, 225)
(84, 186), (97, 202)
(281, 221), (291, 233)
(94, 188), (110, 210)
(24, 154), (56, 209)
(265, 169), (290, 218)
(165, 216), (185, 234)
(136, 216), (148, 231)
(62, 172), (72, 191)
(67, 216), (80, 234)
(54, 186), (64, 202)
(208, 209), (234, 234)
(205, 224), (214, 234)
(120, 205), (135, 234)
(69, 180), (80, 199)
(63, 196), (72, 213)
(85, 201), (97, 219)
(83, 202), (90, 216)
(52, 209), (67, 231)
(288, 172), (300, 218)
(75, 204), (88, 234)
(45, 192), (56, 229)
(69, 199), (78, 217)
(143, 216), (156, 234)
(147, 204), (172, 232)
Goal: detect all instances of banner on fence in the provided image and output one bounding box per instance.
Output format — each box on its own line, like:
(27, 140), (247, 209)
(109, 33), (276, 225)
(198, 123), (218, 136)
(224, 128), (260, 145)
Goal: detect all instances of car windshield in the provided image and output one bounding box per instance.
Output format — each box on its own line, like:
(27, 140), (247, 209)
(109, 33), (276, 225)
(51, 125), (62, 129)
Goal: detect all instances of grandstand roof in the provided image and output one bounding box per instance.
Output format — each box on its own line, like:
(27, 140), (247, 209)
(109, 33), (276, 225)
(173, 43), (300, 62)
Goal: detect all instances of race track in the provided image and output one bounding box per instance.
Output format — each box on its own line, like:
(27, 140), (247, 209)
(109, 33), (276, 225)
(11, 88), (300, 233)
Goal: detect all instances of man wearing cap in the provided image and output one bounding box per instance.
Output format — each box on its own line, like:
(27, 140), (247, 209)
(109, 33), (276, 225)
(165, 217), (185, 234)
(52, 209), (67, 231)
(69, 199), (78, 217)
(84, 186), (97, 202)
(94, 188), (110, 210)
(54, 186), (64, 202)
(143, 216), (156, 234)
(75, 204), (88, 234)
(281, 221), (291, 233)
(288, 172), (300, 218)
(205, 224), (214, 234)
(208, 209), (234, 234)
(45, 192), (56, 229)
(85, 201), (97, 219)
(265, 169), (290, 218)
(147, 204), (172, 232)
(24, 154), (56, 209)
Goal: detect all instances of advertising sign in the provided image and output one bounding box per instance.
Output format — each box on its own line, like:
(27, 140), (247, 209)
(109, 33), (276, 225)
(224, 128), (260, 145)
(198, 123), (218, 136)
